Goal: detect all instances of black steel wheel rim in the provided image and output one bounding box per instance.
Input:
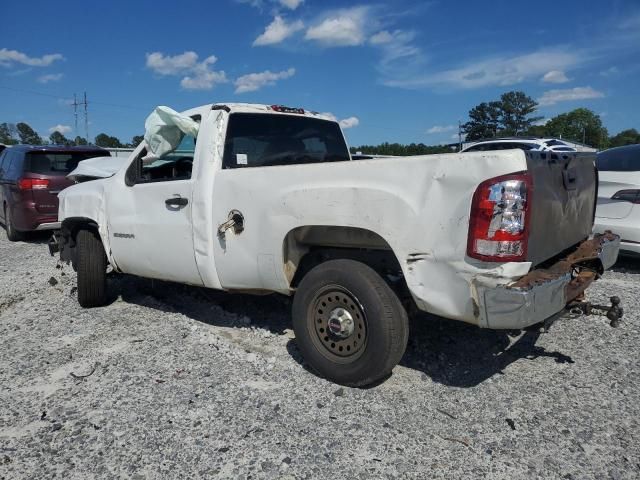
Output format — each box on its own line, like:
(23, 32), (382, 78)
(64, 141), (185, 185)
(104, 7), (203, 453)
(308, 285), (367, 362)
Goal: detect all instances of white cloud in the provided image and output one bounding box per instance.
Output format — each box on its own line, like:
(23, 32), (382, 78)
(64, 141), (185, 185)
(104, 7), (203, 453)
(305, 7), (369, 46)
(538, 86), (605, 106)
(532, 118), (550, 126)
(37, 73), (63, 84)
(0, 48), (64, 67)
(339, 117), (359, 129)
(279, 0), (303, 9)
(600, 66), (619, 77)
(234, 67), (295, 93)
(542, 70), (569, 83)
(320, 112), (359, 129)
(253, 16), (304, 46)
(48, 124), (72, 134)
(146, 51), (199, 75)
(427, 125), (456, 134)
(384, 49), (581, 89)
(146, 51), (227, 90)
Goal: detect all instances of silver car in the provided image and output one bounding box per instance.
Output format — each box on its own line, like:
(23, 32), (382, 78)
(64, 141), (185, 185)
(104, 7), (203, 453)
(594, 144), (640, 256)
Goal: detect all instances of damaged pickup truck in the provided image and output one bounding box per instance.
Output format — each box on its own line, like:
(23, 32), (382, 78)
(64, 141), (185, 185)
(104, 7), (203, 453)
(51, 103), (621, 387)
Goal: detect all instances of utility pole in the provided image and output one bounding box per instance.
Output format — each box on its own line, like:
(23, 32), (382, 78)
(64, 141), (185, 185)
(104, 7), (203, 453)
(72, 93), (78, 137)
(72, 92), (89, 143)
(83, 92), (89, 143)
(458, 120), (462, 152)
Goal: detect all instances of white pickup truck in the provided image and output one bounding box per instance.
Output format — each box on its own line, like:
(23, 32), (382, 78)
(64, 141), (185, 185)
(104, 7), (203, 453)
(51, 103), (620, 387)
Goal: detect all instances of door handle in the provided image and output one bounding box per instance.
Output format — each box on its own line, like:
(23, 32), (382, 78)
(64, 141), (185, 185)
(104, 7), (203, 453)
(165, 197), (188, 207)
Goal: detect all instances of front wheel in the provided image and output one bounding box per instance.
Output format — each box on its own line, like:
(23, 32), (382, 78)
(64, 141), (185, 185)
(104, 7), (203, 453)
(292, 259), (409, 387)
(76, 229), (107, 308)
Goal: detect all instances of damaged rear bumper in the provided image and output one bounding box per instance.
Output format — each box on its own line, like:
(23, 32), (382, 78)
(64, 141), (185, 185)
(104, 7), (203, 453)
(477, 232), (620, 329)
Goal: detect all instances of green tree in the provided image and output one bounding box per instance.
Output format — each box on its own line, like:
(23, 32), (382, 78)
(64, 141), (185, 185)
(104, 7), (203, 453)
(544, 108), (608, 148)
(95, 133), (123, 148)
(462, 101), (502, 141)
(74, 136), (88, 146)
(0, 123), (18, 145)
(130, 135), (144, 147)
(16, 122), (42, 145)
(499, 91), (542, 136)
(608, 128), (640, 147)
(462, 91), (541, 140)
(49, 131), (72, 145)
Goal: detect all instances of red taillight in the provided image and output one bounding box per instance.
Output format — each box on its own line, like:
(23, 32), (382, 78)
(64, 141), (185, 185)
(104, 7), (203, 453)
(611, 190), (640, 204)
(467, 172), (532, 262)
(18, 178), (50, 190)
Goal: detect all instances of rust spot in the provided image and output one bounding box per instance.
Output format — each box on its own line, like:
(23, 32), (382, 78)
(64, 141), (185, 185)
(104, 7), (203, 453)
(509, 232), (615, 301)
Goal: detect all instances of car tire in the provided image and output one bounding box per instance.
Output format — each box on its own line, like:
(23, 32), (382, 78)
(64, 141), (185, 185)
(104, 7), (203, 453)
(292, 259), (409, 387)
(76, 229), (107, 308)
(4, 205), (24, 242)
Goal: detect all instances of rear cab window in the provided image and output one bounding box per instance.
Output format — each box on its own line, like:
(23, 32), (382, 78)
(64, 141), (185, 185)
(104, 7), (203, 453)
(222, 113), (350, 168)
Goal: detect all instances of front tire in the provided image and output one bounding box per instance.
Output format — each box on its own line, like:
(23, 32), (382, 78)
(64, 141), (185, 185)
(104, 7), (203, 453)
(76, 229), (107, 308)
(292, 259), (409, 387)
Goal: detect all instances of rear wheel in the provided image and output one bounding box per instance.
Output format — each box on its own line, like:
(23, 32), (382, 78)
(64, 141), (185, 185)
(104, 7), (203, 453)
(76, 229), (107, 307)
(4, 205), (24, 242)
(292, 259), (409, 387)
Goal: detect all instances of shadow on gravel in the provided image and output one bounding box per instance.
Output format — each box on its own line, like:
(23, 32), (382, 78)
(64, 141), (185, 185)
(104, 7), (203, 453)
(104, 274), (574, 389)
(611, 254), (640, 274)
(399, 314), (574, 388)
(2, 229), (51, 244)
(109, 274), (292, 336)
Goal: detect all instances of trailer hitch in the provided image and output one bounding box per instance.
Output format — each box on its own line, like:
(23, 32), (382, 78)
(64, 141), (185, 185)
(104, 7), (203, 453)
(567, 296), (624, 328)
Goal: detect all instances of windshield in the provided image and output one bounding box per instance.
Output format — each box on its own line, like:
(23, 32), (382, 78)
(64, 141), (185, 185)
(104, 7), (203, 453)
(26, 151), (110, 175)
(223, 113), (350, 168)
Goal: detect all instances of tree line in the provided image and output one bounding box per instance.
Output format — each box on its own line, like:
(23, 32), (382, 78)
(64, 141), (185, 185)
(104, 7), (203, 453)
(3, 91), (639, 155)
(352, 90), (638, 155)
(0, 122), (144, 149)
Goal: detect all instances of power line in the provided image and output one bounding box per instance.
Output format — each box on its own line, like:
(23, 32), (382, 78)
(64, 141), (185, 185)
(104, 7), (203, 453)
(0, 84), (150, 111)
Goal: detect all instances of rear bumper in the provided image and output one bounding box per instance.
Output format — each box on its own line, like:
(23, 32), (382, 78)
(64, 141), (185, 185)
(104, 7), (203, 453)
(34, 221), (61, 231)
(11, 201), (58, 232)
(477, 233), (620, 329)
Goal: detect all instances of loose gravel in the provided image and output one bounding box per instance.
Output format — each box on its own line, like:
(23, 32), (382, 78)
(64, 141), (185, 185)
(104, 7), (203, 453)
(1, 231), (639, 479)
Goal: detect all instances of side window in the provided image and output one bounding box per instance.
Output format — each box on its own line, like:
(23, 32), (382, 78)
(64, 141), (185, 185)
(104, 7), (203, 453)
(0, 151), (7, 178)
(126, 117), (200, 185)
(6, 152), (23, 180)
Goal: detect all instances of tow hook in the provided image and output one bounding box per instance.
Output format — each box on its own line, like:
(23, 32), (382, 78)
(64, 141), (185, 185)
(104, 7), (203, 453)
(567, 296), (624, 328)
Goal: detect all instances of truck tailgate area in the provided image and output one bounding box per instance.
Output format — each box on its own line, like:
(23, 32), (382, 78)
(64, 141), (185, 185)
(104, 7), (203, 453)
(525, 151), (598, 266)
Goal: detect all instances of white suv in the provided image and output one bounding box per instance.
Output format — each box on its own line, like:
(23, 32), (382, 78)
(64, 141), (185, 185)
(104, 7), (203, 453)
(462, 138), (577, 153)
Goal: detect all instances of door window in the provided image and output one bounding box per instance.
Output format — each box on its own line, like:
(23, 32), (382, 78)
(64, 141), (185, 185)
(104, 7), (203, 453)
(126, 118), (200, 185)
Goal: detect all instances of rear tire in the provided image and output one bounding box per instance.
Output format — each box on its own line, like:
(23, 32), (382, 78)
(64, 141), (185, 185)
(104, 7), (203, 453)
(4, 205), (23, 242)
(76, 229), (107, 308)
(292, 259), (409, 387)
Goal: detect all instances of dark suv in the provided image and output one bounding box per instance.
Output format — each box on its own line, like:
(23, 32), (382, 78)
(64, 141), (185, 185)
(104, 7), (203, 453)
(0, 145), (110, 241)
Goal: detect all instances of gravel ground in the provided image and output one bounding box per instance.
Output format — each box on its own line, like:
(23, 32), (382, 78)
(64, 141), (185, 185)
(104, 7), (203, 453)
(1, 231), (639, 480)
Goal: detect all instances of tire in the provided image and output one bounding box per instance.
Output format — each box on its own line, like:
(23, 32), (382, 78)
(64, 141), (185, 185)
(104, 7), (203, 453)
(76, 229), (107, 308)
(292, 259), (409, 387)
(4, 205), (24, 242)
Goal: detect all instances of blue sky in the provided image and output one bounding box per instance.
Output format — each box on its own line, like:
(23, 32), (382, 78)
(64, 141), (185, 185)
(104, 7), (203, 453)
(1, 0), (639, 146)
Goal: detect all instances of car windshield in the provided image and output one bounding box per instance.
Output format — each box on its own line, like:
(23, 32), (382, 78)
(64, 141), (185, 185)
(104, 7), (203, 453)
(596, 146), (640, 172)
(26, 151), (110, 175)
(223, 113), (350, 168)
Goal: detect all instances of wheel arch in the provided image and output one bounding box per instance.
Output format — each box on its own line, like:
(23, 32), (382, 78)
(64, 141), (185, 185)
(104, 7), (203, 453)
(59, 216), (102, 265)
(282, 225), (405, 288)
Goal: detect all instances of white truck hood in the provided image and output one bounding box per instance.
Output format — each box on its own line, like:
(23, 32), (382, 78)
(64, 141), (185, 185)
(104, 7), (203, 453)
(67, 156), (129, 182)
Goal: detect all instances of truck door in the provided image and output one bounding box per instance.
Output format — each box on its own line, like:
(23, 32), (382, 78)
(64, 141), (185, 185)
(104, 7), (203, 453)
(106, 133), (203, 285)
